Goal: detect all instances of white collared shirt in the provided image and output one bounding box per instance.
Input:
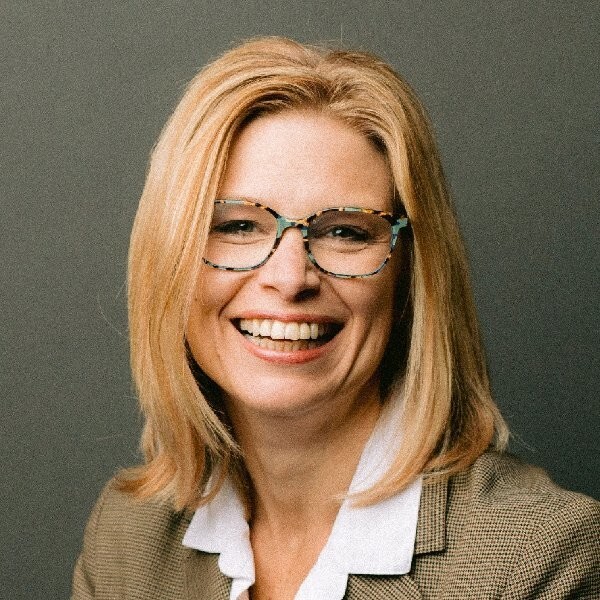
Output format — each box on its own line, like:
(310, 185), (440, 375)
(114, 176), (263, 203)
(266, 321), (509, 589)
(182, 393), (422, 600)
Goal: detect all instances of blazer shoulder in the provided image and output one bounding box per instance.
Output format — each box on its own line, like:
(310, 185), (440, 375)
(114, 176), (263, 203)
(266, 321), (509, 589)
(92, 477), (193, 549)
(435, 452), (600, 598)
(462, 451), (599, 515)
(72, 478), (194, 599)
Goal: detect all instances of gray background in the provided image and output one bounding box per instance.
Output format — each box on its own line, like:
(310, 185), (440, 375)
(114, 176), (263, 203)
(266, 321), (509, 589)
(1, 1), (598, 597)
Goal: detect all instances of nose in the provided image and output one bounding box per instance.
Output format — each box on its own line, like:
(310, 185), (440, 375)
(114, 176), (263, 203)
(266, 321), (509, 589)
(255, 227), (321, 299)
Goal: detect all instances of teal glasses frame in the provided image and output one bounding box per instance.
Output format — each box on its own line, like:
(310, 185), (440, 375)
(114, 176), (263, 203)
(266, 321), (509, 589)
(203, 199), (410, 279)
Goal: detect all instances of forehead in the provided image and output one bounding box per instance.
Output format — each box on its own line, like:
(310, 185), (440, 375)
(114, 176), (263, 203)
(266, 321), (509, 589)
(218, 111), (393, 217)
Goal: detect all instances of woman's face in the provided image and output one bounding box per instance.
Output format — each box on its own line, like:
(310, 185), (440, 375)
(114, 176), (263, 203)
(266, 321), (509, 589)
(186, 111), (401, 419)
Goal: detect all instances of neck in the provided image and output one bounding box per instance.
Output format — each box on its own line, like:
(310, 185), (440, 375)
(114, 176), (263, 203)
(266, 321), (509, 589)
(226, 383), (382, 536)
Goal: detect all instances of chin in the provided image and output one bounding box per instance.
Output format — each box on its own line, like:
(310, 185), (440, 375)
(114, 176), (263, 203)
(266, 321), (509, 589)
(223, 380), (335, 419)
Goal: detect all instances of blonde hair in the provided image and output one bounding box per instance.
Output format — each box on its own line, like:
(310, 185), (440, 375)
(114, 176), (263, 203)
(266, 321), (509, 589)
(120, 36), (508, 509)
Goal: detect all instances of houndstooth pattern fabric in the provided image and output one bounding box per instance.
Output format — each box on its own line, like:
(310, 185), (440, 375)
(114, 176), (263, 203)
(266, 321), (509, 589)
(72, 452), (600, 599)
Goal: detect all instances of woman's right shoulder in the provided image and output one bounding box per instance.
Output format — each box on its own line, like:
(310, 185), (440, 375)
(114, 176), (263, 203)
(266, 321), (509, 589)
(72, 477), (194, 599)
(87, 476), (193, 549)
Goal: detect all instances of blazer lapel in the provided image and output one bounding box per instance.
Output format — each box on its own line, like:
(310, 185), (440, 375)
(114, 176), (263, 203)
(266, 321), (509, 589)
(414, 474), (447, 555)
(184, 549), (231, 600)
(344, 474), (448, 600)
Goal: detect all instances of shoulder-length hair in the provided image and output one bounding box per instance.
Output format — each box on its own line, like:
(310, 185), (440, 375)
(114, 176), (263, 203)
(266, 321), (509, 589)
(120, 36), (508, 509)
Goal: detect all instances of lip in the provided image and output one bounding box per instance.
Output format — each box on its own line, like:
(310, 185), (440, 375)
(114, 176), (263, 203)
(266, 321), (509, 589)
(230, 312), (344, 364)
(233, 311), (343, 324)
(239, 330), (338, 364)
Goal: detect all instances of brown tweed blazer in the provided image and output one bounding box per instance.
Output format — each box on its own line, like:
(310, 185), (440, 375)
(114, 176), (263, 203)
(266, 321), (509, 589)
(72, 452), (599, 599)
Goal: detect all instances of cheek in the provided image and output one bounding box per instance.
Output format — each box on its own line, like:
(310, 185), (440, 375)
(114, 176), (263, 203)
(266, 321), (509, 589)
(191, 265), (222, 307)
(345, 273), (397, 339)
(359, 260), (401, 342)
(371, 257), (401, 314)
(185, 270), (236, 364)
(185, 296), (211, 373)
(190, 266), (245, 314)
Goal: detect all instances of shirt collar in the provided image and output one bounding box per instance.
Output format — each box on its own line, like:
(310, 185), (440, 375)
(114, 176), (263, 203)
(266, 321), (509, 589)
(182, 392), (422, 600)
(182, 476), (253, 599)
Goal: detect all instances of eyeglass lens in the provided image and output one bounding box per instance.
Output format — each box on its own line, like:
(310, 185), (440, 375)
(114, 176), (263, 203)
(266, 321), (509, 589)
(205, 203), (395, 276)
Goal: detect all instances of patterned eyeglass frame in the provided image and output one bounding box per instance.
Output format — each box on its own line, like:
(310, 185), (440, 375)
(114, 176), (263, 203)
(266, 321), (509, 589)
(203, 199), (410, 279)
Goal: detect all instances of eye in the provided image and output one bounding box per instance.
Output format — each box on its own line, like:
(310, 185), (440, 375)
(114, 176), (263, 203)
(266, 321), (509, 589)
(310, 222), (375, 244)
(325, 225), (371, 242)
(212, 220), (258, 235)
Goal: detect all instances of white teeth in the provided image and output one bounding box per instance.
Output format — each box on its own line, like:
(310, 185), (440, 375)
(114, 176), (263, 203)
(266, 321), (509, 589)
(252, 319), (261, 336)
(270, 321), (285, 340)
(284, 322), (300, 340)
(259, 320), (271, 337)
(299, 323), (311, 340)
(238, 318), (334, 341)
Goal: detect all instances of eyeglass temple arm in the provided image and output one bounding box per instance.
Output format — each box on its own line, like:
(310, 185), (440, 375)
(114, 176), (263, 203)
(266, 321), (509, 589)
(390, 216), (409, 245)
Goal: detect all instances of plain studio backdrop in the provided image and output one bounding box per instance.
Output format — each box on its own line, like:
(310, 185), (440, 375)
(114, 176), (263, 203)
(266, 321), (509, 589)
(1, 1), (598, 597)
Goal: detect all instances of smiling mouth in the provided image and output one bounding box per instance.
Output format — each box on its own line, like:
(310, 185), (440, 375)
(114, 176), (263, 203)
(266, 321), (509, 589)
(235, 318), (342, 351)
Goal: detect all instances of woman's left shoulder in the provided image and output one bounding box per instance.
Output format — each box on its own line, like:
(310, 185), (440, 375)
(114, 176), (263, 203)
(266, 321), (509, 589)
(435, 452), (599, 598)
(460, 451), (599, 517)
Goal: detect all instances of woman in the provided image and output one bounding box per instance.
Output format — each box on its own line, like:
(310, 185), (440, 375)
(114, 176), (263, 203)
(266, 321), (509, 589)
(72, 37), (599, 599)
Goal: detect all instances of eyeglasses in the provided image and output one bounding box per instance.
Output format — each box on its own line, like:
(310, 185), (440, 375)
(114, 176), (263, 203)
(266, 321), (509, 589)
(203, 200), (409, 278)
